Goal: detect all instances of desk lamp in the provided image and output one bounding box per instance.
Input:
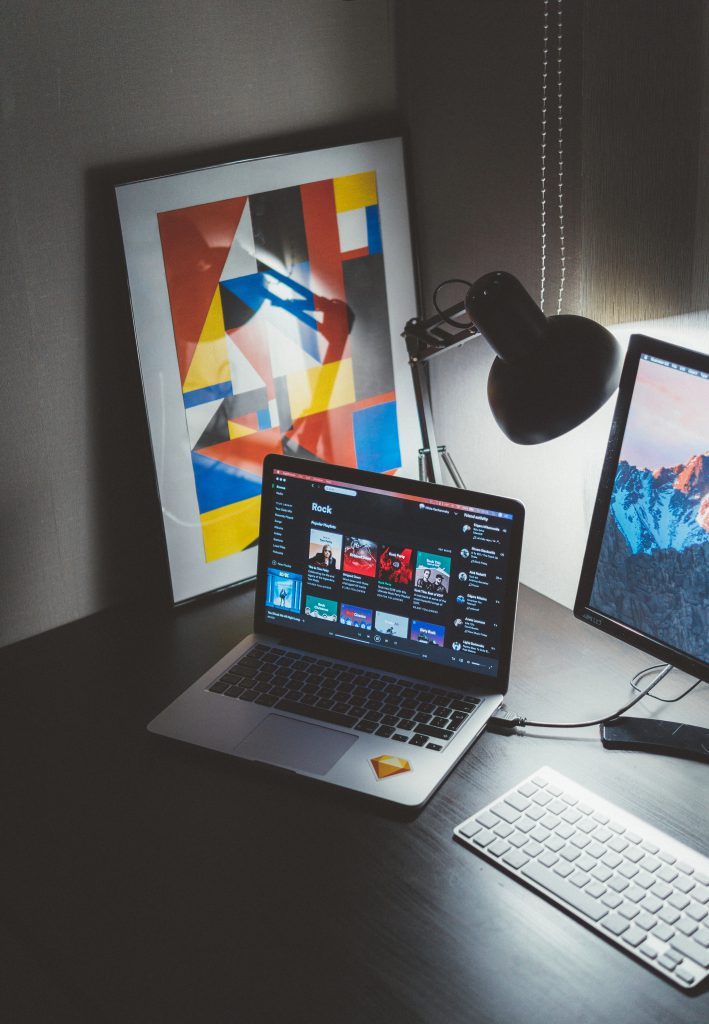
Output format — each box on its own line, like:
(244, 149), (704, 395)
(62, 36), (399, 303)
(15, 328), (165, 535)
(403, 270), (622, 485)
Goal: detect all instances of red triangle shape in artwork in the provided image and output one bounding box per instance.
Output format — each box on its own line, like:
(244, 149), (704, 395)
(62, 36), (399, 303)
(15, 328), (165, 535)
(285, 405), (357, 466)
(158, 196), (247, 384)
(198, 428), (284, 479)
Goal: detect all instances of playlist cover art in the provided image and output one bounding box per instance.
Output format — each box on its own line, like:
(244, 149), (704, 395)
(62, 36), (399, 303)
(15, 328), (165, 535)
(414, 551), (451, 593)
(304, 595), (338, 620)
(410, 620), (445, 646)
(342, 537), (378, 576)
(377, 545), (414, 586)
(340, 604), (373, 629)
(308, 528), (343, 569)
(265, 568), (303, 611)
(374, 610), (409, 637)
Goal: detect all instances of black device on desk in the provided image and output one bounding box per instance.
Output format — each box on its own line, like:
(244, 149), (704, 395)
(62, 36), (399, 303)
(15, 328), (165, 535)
(574, 334), (709, 758)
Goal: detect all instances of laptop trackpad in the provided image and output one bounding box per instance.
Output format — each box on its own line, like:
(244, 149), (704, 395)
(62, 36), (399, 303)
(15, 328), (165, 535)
(235, 715), (357, 776)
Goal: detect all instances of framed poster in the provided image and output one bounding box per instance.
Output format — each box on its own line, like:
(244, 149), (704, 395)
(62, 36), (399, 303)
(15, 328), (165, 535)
(116, 137), (420, 602)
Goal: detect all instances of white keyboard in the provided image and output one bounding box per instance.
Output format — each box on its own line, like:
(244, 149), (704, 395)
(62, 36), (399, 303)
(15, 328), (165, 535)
(454, 766), (709, 989)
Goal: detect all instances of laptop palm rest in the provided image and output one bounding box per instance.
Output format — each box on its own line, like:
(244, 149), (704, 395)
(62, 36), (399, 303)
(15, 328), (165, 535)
(235, 715), (357, 776)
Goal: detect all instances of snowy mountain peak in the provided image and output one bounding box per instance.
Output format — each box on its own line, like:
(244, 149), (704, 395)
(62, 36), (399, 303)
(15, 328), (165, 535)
(610, 455), (709, 555)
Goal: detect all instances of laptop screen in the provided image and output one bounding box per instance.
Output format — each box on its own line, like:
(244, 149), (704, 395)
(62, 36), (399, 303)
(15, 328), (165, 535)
(254, 457), (524, 688)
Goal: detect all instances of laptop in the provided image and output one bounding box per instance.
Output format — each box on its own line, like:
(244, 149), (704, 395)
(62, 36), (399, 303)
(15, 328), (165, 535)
(148, 455), (524, 806)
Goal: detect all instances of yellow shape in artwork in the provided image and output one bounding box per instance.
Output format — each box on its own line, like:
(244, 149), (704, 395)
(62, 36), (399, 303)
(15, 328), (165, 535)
(200, 495), (261, 562)
(228, 420), (256, 440)
(286, 359), (355, 421)
(370, 755), (412, 780)
(333, 171), (377, 213)
(183, 287), (231, 394)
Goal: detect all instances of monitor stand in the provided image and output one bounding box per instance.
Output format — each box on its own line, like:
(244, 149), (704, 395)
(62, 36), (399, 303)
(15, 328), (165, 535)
(601, 717), (709, 764)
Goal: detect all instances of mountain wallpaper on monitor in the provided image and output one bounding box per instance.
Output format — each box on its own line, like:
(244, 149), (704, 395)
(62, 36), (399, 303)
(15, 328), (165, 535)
(590, 354), (709, 664)
(591, 452), (709, 662)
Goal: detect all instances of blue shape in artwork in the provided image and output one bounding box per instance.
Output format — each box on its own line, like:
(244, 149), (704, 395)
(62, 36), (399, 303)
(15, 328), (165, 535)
(222, 267), (321, 333)
(183, 380), (233, 409)
(191, 452), (262, 514)
(366, 205), (383, 255)
(353, 401), (401, 473)
(257, 406), (271, 430)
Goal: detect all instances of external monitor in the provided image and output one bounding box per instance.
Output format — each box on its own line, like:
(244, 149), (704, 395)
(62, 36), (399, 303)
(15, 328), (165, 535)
(575, 334), (709, 685)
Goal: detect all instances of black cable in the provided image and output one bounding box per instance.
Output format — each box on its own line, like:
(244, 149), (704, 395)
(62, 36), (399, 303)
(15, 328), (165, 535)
(432, 279), (475, 328)
(494, 663), (676, 733)
(629, 662), (705, 703)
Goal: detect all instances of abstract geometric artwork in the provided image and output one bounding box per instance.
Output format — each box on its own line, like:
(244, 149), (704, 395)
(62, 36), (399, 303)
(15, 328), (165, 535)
(116, 139), (418, 601)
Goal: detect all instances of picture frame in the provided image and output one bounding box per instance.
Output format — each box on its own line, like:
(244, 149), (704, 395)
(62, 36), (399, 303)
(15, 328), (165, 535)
(116, 137), (420, 602)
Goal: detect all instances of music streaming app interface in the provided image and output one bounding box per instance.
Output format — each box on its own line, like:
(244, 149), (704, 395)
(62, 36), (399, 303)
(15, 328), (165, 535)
(263, 469), (515, 677)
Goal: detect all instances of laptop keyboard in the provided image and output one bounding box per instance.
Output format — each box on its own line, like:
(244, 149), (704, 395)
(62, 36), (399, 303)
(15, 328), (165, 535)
(207, 643), (480, 751)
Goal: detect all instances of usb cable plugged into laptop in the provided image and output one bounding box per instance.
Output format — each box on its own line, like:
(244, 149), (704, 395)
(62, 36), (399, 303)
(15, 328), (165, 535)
(486, 663), (680, 736)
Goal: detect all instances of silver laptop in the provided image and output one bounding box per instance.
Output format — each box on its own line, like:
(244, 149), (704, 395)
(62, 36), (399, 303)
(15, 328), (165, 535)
(148, 455), (524, 807)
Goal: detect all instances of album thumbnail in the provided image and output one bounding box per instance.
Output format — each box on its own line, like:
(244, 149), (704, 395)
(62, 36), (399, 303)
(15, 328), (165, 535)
(342, 537), (378, 577)
(414, 551), (451, 593)
(340, 604), (373, 630)
(377, 545), (414, 586)
(374, 610), (409, 637)
(265, 569), (303, 612)
(304, 595), (338, 621)
(410, 619), (445, 646)
(308, 528), (343, 569)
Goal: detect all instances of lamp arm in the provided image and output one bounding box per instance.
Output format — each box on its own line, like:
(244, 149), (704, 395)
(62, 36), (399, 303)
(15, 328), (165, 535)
(403, 306), (482, 484)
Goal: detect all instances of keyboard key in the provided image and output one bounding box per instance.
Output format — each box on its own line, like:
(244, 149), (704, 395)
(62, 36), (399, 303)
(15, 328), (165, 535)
(490, 802), (522, 826)
(618, 902), (640, 921)
(521, 861), (607, 921)
(507, 791), (531, 812)
(651, 921), (675, 943)
(458, 819), (482, 839)
(623, 925), (647, 948)
(487, 839), (510, 859)
(275, 698), (359, 729)
(208, 680), (229, 694)
(603, 914), (629, 936)
(414, 723), (453, 742)
(669, 934), (709, 970)
(502, 849), (530, 871)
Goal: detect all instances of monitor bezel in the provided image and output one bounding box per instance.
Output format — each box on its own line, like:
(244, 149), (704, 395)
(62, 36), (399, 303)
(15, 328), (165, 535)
(254, 454), (525, 696)
(574, 333), (709, 683)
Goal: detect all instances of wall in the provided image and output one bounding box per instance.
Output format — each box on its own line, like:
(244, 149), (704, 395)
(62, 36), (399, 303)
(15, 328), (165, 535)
(400, 0), (709, 608)
(0, 0), (398, 647)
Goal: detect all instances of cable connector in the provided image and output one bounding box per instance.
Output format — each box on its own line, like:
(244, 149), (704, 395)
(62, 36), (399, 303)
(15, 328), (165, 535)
(486, 705), (524, 735)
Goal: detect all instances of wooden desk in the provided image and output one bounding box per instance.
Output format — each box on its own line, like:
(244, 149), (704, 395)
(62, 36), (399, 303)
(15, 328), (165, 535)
(2, 584), (708, 1023)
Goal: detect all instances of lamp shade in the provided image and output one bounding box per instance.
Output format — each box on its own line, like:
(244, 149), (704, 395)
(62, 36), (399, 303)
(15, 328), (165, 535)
(465, 271), (621, 444)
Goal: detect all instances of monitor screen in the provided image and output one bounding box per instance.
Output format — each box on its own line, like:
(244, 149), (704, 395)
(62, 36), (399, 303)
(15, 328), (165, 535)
(254, 456), (524, 689)
(575, 334), (709, 680)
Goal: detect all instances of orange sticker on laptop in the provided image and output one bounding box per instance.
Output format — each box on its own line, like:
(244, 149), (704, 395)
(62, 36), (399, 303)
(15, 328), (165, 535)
(370, 754), (412, 780)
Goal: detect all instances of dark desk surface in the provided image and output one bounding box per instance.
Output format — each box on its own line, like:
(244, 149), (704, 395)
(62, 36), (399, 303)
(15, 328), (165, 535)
(2, 583), (708, 1023)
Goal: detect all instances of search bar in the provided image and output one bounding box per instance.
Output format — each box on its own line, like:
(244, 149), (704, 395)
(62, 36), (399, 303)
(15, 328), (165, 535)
(324, 485), (357, 496)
